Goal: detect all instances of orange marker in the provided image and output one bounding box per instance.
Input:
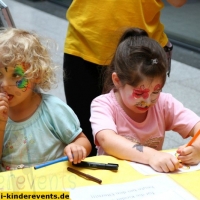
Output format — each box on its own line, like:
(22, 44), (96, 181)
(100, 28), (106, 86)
(186, 129), (200, 147)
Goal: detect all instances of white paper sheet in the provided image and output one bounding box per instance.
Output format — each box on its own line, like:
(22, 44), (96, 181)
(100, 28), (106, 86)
(65, 175), (196, 200)
(129, 151), (200, 175)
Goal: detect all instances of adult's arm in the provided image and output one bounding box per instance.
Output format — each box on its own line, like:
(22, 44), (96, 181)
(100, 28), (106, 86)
(167, 0), (187, 7)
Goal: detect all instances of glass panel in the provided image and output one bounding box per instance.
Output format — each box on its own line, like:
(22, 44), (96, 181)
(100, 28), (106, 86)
(161, 0), (200, 51)
(48, 0), (72, 8)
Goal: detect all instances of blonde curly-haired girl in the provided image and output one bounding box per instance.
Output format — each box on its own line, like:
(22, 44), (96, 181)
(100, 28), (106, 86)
(0, 28), (91, 171)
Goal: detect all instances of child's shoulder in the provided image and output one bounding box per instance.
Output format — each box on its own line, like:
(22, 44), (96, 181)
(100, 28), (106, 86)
(41, 93), (68, 110)
(42, 93), (65, 104)
(92, 90), (115, 104)
(159, 92), (173, 99)
(41, 93), (77, 115)
(158, 92), (181, 107)
(159, 92), (174, 101)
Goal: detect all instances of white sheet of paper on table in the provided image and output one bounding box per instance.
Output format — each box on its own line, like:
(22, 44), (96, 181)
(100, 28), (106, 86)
(65, 175), (196, 200)
(129, 151), (200, 175)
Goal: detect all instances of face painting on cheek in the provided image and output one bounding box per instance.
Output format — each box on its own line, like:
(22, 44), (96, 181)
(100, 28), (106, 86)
(150, 84), (162, 103)
(14, 64), (30, 91)
(131, 84), (161, 108)
(16, 78), (29, 91)
(154, 84), (161, 92)
(132, 85), (150, 99)
(132, 85), (149, 99)
(127, 85), (151, 108)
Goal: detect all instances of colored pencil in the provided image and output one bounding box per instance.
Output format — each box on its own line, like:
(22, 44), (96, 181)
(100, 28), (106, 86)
(186, 129), (200, 147)
(34, 156), (68, 170)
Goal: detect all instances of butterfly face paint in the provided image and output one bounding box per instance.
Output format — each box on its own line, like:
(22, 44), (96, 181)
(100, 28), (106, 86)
(132, 84), (161, 108)
(14, 64), (30, 91)
(117, 79), (163, 115)
(132, 85), (150, 99)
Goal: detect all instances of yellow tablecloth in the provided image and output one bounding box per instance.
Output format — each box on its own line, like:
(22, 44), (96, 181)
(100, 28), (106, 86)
(0, 155), (200, 198)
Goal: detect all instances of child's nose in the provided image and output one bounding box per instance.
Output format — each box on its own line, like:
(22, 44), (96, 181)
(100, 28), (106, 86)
(0, 79), (10, 89)
(140, 98), (151, 107)
(144, 97), (151, 105)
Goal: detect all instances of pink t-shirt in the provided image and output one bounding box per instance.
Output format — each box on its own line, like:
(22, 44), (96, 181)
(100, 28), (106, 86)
(90, 90), (200, 155)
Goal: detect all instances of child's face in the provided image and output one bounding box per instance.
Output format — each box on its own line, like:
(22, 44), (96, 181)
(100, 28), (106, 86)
(0, 63), (35, 107)
(118, 78), (162, 113)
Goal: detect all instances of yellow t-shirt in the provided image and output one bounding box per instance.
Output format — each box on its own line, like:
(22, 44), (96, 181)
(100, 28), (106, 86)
(64, 0), (168, 65)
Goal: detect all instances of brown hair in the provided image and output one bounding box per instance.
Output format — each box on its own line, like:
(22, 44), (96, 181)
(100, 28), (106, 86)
(103, 28), (168, 93)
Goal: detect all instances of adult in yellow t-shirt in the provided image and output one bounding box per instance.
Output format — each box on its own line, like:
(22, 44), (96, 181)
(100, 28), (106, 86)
(63, 0), (187, 156)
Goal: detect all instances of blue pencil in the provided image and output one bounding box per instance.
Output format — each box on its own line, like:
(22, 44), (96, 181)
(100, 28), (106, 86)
(34, 156), (68, 170)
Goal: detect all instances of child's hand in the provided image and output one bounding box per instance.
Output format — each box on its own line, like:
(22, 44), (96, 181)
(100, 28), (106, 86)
(177, 145), (200, 165)
(148, 151), (181, 172)
(0, 93), (9, 122)
(64, 143), (87, 164)
(176, 144), (186, 153)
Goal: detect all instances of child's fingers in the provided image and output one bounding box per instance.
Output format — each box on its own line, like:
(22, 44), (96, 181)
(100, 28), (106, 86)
(167, 156), (180, 171)
(64, 148), (74, 162)
(72, 147), (85, 164)
(178, 155), (192, 164)
(64, 144), (87, 164)
(0, 95), (9, 113)
(0, 93), (9, 101)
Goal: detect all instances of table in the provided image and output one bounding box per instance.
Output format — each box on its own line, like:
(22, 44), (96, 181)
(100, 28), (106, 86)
(0, 155), (199, 198)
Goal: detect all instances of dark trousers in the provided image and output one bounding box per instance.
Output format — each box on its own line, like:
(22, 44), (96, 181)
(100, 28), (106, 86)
(63, 54), (105, 156)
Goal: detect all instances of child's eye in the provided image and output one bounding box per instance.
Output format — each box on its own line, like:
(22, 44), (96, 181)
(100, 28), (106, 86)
(135, 93), (143, 96)
(13, 73), (22, 78)
(152, 90), (161, 95)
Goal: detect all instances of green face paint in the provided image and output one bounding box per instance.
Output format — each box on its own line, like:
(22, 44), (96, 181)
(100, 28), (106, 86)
(16, 78), (29, 89)
(14, 64), (29, 90)
(14, 64), (25, 76)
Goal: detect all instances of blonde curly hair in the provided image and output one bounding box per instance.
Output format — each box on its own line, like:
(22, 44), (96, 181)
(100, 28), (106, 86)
(0, 27), (57, 91)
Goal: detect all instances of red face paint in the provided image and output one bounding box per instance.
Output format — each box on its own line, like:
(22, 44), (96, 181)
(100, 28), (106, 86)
(132, 85), (150, 99)
(154, 84), (161, 91)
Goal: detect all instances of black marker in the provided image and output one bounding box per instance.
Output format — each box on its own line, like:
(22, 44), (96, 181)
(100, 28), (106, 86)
(72, 161), (118, 170)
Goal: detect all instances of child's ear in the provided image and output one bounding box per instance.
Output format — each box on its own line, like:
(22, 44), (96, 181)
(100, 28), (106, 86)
(112, 72), (121, 88)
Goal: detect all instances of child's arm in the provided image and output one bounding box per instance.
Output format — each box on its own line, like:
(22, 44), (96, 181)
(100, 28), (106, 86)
(0, 121), (6, 159)
(96, 129), (180, 172)
(0, 93), (9, 158)
(64, 132), (92, 164)
(177, 121), (200, 165)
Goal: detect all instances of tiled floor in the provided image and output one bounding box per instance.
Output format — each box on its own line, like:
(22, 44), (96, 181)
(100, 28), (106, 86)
(4, 0), (200, 150)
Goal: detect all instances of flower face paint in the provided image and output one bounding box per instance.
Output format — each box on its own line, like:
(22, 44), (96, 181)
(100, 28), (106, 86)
(117, 79), (162, 115)
(132, 85), (150, 99)
(14, 64), (30, 91)
(133, 84), (161, 107)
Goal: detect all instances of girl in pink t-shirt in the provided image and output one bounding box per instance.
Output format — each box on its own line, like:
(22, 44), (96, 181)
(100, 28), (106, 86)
(90, 27), (200, 173)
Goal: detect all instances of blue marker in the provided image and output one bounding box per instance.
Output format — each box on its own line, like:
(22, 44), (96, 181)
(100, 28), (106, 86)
(34, 156), (68, 170)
